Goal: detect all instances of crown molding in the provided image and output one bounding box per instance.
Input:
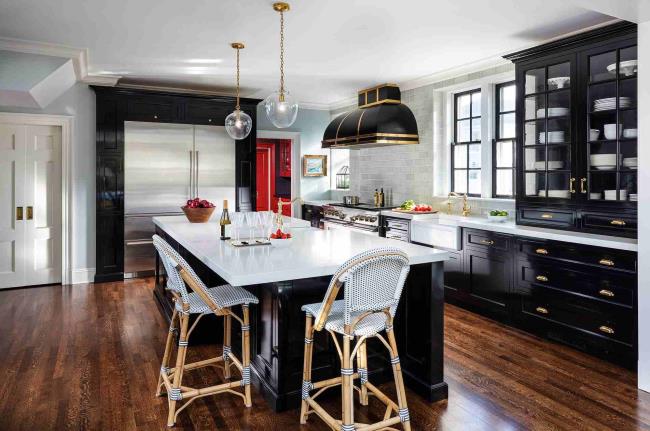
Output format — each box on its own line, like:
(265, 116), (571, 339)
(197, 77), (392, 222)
(82, 74), (121, 86)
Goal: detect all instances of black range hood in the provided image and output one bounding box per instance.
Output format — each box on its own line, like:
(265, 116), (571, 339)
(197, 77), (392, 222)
(322, 84), (419, 149)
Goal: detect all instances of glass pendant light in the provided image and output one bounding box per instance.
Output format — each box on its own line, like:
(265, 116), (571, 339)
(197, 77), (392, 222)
(225, 42), (252, 140)
(264, 2), (298, 128)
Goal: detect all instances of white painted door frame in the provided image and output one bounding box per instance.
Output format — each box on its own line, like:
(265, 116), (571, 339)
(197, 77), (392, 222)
(0, 112), (73, 285)
(256, 130), (302, 217)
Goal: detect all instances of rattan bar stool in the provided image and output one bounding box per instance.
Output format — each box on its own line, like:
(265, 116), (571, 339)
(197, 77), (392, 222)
(152, 235), (259, 427)
(299, 247), (412, 431)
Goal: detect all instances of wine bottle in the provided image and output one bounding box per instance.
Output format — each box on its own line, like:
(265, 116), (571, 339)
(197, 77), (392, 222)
(220, 200), (231, 240)
(379, 188), (385, 207)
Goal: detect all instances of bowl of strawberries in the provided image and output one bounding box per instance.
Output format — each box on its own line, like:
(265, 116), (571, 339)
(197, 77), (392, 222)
(269, 228), (292, 247)
(182, 197), (215, 223)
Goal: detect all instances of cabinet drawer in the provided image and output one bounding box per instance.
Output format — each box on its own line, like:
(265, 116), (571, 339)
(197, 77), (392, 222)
(582, 212), (637, 235)
(385, 217), (409, 231)
(519, 261), (634, 307)
(519, 207), (576, 228)
(520, 287), (633, 345)
(518, 239), (637, 273)
(464, 229), (510, 251)
(127, 100), (174, 122)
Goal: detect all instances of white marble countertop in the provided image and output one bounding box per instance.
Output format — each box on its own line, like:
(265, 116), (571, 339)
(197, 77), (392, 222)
(412, 214), (637, 252)
(153, 215), (449, 286)
(303, 200), (339, 206)
(381, 210), (439, 221)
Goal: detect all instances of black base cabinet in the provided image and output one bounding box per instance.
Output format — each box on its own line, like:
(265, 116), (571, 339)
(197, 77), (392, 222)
(444, 227), (637, 369)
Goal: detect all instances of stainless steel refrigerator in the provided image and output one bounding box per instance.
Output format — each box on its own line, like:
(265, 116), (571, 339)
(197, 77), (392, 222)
(124, 121), (236, 278)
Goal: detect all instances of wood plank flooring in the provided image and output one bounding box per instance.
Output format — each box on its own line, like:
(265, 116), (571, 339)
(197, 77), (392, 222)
(1, 278), (648, 430)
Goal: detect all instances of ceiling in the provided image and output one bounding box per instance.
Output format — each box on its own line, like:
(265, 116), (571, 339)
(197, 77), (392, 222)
(0, 0), (641, 108)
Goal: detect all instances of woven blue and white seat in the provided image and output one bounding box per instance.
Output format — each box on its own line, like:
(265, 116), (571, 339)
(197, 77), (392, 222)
(299, 247), (413, 431)
(152, 235), (257, 427)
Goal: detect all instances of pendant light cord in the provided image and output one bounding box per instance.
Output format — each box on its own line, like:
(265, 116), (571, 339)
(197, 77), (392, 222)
(279, 9), (285, 100)
(235, 47), (241, 111)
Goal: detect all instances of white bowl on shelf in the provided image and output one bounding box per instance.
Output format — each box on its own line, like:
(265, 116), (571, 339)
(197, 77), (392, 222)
(547, 190), (571, 198)
(589, 192), (602, 200)
(623, 128), (637, 138)
(548, 77), (570, 89)
(604, 190), (627, 201)
(589, 129), (600, 141)
(604, 124), (620, 140)
(590, 153), (617, 166)
(608, 60), (638, 76)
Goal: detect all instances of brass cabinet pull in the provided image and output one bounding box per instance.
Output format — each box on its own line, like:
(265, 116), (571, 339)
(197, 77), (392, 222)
(26, 206), (33, 220)
(535, 306), (549, 315)
(610, 219), (626, 226)
(541, 213), (553, 219)
(580, 177), (587, 194)
(16, 206), (23, 220)
(480, 240), (494, 245)
(599, 259), (615, 267)
(153, 115), (158, 119)
(599, 325), (614, 335)
(569, 177), (576, 194)
(535, 275), (548, 282)
(535, 248), (549, 255)
(599, 289), (615, 298)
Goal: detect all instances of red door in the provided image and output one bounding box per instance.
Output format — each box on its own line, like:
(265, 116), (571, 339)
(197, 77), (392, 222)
(256, 143), (275, 211)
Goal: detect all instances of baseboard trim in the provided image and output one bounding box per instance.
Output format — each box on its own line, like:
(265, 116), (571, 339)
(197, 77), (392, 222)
(71, 268), (96, 284)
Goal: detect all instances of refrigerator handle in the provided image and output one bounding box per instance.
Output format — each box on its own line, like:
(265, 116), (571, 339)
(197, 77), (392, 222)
(195, 150), (199, 197)
(189, 150), (194, 199)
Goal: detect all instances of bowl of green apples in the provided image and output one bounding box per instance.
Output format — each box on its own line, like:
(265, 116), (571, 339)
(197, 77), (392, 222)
(488, 210), (508, 223)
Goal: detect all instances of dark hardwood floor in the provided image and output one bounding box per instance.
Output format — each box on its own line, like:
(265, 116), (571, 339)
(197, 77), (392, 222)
(1, 278), (648, 430)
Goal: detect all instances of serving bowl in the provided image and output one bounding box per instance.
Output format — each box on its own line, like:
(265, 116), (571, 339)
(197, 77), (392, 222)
(487, 215), (508, 223)
(270, 237), (292, 247)
(589, 129), (600, 141)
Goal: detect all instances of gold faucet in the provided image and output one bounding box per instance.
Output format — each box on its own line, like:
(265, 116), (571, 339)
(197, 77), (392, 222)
(447, 192), (471, 217)
(274, 197), (304, 228)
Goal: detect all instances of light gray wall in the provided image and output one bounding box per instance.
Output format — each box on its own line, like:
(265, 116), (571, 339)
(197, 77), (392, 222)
(1, 83), (96, 275)
(344, 63), (514, 206)
(637, 20), (650, 392)
(256, 104), (333, 200)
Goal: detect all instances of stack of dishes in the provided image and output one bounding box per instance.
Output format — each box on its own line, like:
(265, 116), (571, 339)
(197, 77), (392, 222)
(607, 60), (638, 77)
(630, 193), (638, 202)
(604, 190), (627, 201)
(547, 190), (571, 199)
(590, 192), (602, 200)
(590, 153), (617, 170)
(622, 157), (637, 170)
(547, 77), (570, 89)
(536, 107), (569, 118)
(593, 97), (632, 111)
(623, 128), (637, 138)
(539, 131), (565, 144)
(533, 161), (564, 170)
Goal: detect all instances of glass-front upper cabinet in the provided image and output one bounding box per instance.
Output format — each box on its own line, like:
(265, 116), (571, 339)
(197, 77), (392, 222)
(585, 45), (637, 203)
(522, 61), (573, 200)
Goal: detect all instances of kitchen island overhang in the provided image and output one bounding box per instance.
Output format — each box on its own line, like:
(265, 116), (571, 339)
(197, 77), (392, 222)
(153, 215), (449, 411)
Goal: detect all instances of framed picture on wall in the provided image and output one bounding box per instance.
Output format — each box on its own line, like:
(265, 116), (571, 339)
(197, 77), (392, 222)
(303, 155), (328, 177)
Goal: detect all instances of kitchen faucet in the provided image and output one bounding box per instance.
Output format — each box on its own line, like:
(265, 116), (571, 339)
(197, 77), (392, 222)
(447, 192), (471, 217)
(274, 197), (304, 229)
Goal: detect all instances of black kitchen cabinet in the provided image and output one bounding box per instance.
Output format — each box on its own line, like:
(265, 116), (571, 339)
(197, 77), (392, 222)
(505, 21), (637, 238)
(93, 86), (261, 283)
(301, 204), (324, 228)
(442, 251), (464, 293)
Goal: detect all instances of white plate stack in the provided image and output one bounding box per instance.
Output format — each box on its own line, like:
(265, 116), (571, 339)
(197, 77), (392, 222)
(537, 107), (569, 118)
(590, 153), (617, 170)
(630, 193), (638, 202)
(607, 60), (638, 77)
(622, 157), (637, 170)
(539, 189), (570, 198)
(539, 131), (565, 144)
(593, 97), (632, 111)
(604, 190), (627, 201)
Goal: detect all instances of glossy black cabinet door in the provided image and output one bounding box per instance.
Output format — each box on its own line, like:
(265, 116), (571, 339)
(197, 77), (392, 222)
(463, 248), (511, 317)
(443, 250), (465, 293)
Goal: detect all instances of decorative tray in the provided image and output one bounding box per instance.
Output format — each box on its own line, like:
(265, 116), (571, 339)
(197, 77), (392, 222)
(229, 238), (271, 247)
(391, 208), (438, 214)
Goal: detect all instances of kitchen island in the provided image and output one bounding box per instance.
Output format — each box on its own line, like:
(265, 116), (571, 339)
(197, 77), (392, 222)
(153, 215), (449, 411)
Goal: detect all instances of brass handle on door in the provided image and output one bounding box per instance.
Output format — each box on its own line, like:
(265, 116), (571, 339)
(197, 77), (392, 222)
(480, 240), (494, 245)
(580, 178), (587, 194)
(535, 275), (548, 282)
(599, 259), (615, 267)
(16, 206), (23, 220)
(535, 306), (549, 315)
(569, 177), (576, 194)
(610, 219), (626, 226)
(599, 289), (615, 298)
(535, 248), (549, 255)
(541, 213), (553, 219)
(599, 325), (614, 335)
(26, 206), (33, 220)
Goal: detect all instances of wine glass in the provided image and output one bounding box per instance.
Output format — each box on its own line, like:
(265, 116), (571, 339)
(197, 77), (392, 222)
(230, 212), (243, 241)
(262, 211), (275, 238)
(243, 211), (255, 239)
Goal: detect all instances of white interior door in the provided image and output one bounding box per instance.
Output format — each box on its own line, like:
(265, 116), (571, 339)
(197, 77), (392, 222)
(0, 124), (61, 288)
(0, 125), (26, 288)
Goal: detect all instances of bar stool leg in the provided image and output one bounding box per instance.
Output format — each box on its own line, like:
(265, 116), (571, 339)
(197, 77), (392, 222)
(300, 314), (314, 424)
(223, 314), (232, 379)
(386, 326), (411, 431)
(168, 312), (189, 427)
(341, 329), (355, 431)
(241, 305), (252, 408)
(157, 309), (178, 396)
(356, 336), (369, 406)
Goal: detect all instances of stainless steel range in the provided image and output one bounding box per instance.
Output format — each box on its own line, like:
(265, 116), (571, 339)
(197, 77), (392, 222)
(322, 203), (389, 236)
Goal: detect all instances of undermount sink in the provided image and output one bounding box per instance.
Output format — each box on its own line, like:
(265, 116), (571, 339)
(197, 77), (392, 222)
(410, 219), (462, 250)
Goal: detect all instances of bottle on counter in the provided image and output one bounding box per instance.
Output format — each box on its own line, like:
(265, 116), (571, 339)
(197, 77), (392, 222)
(379, 188), (385, 207)
(219, 199), (231, 240)
(374, 189), (379, 207)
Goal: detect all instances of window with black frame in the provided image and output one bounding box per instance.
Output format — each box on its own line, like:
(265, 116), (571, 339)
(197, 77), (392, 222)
(452, 89), (482, 195)
(493, 82), (516, 197)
